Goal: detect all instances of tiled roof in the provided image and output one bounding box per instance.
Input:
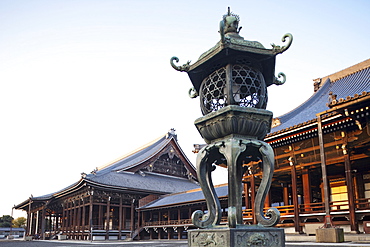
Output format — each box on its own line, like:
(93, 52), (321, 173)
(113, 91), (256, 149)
(95, 131), (195, 174)
(16, 131), (198, 208)
(139, 184), (228, 209)
(268, 62), (370, 136)
(81, 131), (198, 193)
(96, 135), (171, 174)
(86, 171), (199, 194)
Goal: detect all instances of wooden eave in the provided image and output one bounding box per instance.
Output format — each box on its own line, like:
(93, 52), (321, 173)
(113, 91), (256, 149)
(266, 96), (370, 146)
(82, 179), (169, 196)
(138, 196), (228, 212)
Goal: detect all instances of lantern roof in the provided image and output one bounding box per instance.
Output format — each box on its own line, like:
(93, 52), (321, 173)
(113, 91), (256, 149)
(171, 7), (292, 93)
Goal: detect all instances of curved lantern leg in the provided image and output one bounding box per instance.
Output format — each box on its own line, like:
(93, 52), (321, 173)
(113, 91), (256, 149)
(245, 140), (280, 227)
(191, 145), (222, 228)
(219, 138), (246, 228)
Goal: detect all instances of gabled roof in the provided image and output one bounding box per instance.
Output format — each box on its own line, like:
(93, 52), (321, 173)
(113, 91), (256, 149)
(15, 130), (199, 210)
(267, 59), (370, 138)
(94, 130), (196, 174)
(80, 130), (198, 193)
(139, 184), (228, 210)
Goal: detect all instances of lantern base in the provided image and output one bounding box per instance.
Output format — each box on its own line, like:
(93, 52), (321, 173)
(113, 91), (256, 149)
(188, 226), (285, 247)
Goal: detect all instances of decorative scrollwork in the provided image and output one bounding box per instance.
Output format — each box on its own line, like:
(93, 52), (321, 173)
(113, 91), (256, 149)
(170, 56), (191, 72)
(271, 33), (293, 54)
(188, 87), (199, 98)
(254, 142), (280, 227)
(191, 146), (222, 228)
(273, 72), (286, 85)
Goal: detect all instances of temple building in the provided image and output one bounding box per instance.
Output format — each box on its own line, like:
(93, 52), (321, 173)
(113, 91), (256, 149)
(15, 59), (370, 240)
(136, 58), (370, 239)
(14, 130), (198, 240)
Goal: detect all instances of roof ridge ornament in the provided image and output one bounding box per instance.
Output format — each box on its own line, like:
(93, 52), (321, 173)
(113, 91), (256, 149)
(170, 56), (190, 72)
(220, 7), (242, 44)
(271, 33), (293, 55)
(273, 72), (286, 85)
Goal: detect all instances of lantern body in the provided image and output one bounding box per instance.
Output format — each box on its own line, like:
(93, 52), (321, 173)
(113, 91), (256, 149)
(171, 8), (291, 247)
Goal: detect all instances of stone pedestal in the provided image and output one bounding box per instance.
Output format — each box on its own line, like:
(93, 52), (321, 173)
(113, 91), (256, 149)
(315, 228), (344, 243)
(188, 226), (285, 247)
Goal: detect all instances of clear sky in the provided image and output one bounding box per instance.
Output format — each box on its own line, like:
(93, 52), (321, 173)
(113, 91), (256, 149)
(0, 0), (369, 219)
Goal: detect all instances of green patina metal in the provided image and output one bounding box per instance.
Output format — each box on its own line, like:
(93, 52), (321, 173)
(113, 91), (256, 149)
(172, 7), (292, 246)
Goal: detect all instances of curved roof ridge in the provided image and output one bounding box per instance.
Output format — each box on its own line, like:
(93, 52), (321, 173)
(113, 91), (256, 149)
(320, 58), (370, 85)
(331, 63), (370, 84)
(268, 62), (370, 136)
(112, 136), (172, 172)
(275, 78), (330, 125)
(97, 134), (166, 172)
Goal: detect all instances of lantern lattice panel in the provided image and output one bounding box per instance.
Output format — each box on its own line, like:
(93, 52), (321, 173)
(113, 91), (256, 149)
(200, 67), (227, 114)
(200, 65), (267, 115)
(231, 64), (266, 109)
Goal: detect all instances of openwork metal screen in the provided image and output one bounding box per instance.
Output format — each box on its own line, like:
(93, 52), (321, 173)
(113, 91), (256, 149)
(200, 65), (267, 114)
(231, 64), (266, 109)
(200, 67), (227, 114)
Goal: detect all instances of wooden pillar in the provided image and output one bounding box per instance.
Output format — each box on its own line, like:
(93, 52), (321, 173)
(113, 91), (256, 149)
(178, 226), (181, 240)
(250, 175), (256, 224)
(89, 193), (94, 240)
(123, 206), (127, 230)
(105, 197), (111, 240)
(73, 201), (77, 239)
(178, 209), (181, 222)
(68, 202), (72, 237)
(61, 202), (65, 234)
(56, 214), (59, 233)
(118, 197), (122, 240)
(244, 183), (250, 209)
(35, 210), (39, 237)
(29, 212), (33, 236)
(302, 168), (311, 211)
(290, 158), (301, 233)
(168, 209), (170, 224)
(130, 200), (135, 237)
(66, 202), (70, 237)
(283, 183), (289, 206)
(77, 201), (81, 239)
(344, 140), (359, 233)
(98, 205), (103, 227)
(48, 214), (51, 234)
(81, 199), (86, 239)
(26, 199), (32, 236)
(138, 210), (142, 228)
(317, 115), (332, 227)
(41, 206), (46, 240)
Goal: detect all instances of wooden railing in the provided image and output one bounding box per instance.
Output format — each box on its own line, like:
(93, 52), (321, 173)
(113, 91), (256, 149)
(144, 219), (193, 227)
(299, 202), (325, 214)
(355, 198), (370, 209)
(142, 198), (370, 227)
